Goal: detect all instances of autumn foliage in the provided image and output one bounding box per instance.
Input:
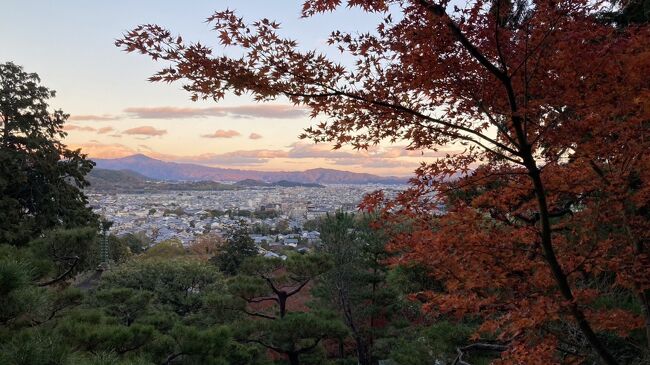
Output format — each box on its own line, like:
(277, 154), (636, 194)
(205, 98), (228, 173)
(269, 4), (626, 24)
(117, 0), (650, 363)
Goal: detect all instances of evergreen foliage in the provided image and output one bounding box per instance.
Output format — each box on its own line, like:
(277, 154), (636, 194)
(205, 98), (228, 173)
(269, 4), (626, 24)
(0, 62), (97, 246)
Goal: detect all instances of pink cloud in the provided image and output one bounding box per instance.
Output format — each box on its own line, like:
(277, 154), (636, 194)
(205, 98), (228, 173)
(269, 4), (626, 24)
(201, 129), (241, 138)
(123, 126), (167, 137)
(286, 142), (361, 159)
(124, 104), (307, 119)
(97, 126), (115, 134)
(64, 124), (97, 132)
(69, 114), (119, 121)
(68, 142), (138, 159)
(249, 132), (263, 140)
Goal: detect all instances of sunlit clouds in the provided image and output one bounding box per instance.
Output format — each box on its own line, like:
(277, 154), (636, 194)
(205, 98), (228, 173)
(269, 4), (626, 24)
(61, 103), (456, 175)
(66, 137), (459, 175)
(68, 114), (119, 121)
(123, 126), (167, 137)
(64, 124), (96, 132)
(201, 129), (241, 138)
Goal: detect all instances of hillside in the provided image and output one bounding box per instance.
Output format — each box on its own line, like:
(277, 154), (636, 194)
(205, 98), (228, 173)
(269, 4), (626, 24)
(234, 179), (324, 188)
(86, 169), (327, 192)
(86, 168), (237, 192)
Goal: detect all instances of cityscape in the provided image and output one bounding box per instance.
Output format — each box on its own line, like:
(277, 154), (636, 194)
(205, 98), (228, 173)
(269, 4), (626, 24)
(89, 183), (404, 251)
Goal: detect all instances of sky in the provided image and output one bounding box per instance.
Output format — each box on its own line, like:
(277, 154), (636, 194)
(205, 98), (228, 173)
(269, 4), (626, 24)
(2, 0), (451, 176)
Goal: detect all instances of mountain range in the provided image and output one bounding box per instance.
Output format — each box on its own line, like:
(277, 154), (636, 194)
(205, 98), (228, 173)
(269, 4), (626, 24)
(86, 169), (328, 192)
(86, 169), (236, 192)
(93, 154), (406, 185)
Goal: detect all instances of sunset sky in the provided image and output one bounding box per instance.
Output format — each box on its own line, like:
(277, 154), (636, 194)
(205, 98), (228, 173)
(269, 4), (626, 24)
(2, 0), (453, 176)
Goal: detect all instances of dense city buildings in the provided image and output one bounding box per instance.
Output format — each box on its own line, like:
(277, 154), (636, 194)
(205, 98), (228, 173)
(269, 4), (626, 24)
(88, 184), (404, 247)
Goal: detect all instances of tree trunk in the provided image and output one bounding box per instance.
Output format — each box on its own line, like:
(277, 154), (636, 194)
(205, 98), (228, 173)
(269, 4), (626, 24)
(526, 164), (620, 365)
(2, 114), (9, 148)
(640, 290), (650, 350)
(355, 337), (372, 365)
(278, 292), (287, 318)
(413, 4), (622, 360)
(633, 240), (650, 349)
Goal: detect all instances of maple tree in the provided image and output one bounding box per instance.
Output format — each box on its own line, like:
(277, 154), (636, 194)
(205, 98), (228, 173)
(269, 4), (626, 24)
(117, 0), (650, 363)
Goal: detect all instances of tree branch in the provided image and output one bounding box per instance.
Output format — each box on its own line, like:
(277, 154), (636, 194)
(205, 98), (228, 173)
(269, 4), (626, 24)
(37, 256), (79, 287)
(452, 343), (508, 365)
(241, 308), (277, 320)
(243, 295), (279, 304)
(286, 279), (310, 297)
(296, 337), (324, 354)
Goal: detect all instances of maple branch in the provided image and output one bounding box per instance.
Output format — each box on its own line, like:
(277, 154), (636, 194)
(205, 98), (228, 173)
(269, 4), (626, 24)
(284, 88), (521, 160)
(493, 0), (509, 74)
(273, 60), (520, 158)
(418, 0), (508, 82)
(467, 88), (519, 147)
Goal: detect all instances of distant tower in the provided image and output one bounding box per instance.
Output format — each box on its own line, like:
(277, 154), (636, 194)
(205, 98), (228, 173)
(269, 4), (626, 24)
(99, 220), (113, 270)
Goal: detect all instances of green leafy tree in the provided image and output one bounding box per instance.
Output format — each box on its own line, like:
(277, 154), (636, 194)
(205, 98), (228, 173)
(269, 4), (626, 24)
(301, 218), (323, 233)
(315, 212), (399, 365)
(0, 62), (97, 246)
(275, 219), (291, 234)
(221, 254), (345, 365)
(101, 259), (222, 317)
(210, 224), (257, 276)
(138, 238), (186, 260)
(51, 257), (260, 365)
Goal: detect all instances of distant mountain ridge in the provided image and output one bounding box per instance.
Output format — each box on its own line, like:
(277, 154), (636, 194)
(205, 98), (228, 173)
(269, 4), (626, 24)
(235, 179), (324, 188)
(93, 154), (406, 184)
(86, 168), (237, 192)
(86, 169), (324, 192)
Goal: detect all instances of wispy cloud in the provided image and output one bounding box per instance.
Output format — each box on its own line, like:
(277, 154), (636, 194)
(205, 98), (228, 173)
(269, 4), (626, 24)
(169, 150), (288, 166)
(123, 126), (167, 137)
(71, 140), (455, 174)
(64, 124), (97, 132)
(124, 105), (307, 120)
(201, 129), (241, 139)
(68, 142), (139, 158)
(69, 114), (119, 121)
(332, 158), (417, 168)
(286, 142), (360, 159)
(249, 132), (263, 140)
(97, 126), (115, 134)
